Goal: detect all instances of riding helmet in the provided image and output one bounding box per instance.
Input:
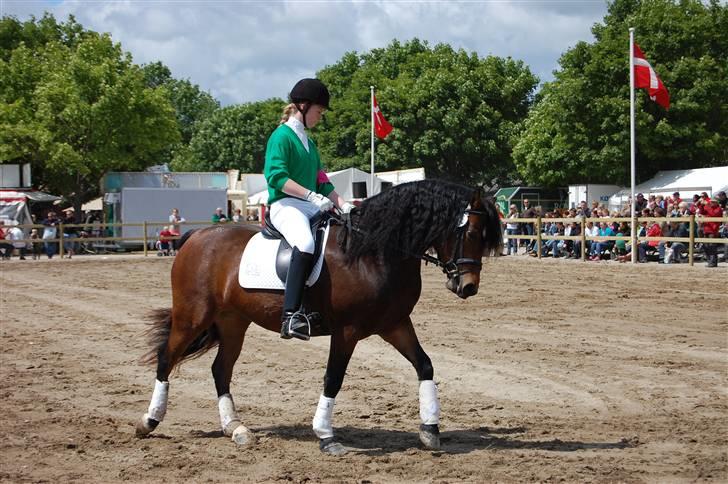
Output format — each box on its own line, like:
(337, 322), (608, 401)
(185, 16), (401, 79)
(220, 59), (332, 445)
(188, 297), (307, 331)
(290, 78), (330, 109)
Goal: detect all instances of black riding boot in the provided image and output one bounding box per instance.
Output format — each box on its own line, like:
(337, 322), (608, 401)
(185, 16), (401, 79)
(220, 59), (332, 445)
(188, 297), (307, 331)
(281, 248), (315, 340)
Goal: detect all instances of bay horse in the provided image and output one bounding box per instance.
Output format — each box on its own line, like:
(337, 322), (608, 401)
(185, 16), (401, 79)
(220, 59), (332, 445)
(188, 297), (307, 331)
(135, 179), (502, 455)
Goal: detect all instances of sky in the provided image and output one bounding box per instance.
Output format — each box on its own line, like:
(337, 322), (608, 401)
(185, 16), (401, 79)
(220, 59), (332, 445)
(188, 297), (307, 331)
(2, 0), (610, 106)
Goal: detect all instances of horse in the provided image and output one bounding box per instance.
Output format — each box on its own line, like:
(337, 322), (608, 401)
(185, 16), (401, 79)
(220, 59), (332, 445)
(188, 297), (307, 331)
(135, 179), (502, 455)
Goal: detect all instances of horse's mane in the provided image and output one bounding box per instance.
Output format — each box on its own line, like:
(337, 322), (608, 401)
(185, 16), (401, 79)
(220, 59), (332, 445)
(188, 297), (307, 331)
(338, 179), (475, 263)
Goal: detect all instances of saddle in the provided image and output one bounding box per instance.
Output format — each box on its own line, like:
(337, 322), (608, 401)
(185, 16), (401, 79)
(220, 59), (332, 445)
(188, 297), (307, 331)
(261, 211), (330, 283)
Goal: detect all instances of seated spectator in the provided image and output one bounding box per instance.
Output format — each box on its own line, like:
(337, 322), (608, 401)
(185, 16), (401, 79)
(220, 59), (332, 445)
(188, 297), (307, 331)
(634, 193), (647, 213)
(589, 221), (615, 260)
(246, 209), (259, 222)
(559, 219), (579, 258)
(576, 201), (591, 218)
(0, 221), (14, 259)
(232, 208), (243, 223)
(156, 226), (174, 256)
(660, 221), (689, 263)
(575, 220), (598, 258)
(638, 211), (663, 263)
(614, 222), (630, 257)
(212, 207), (228, 223)
(30, 229), (42, 260)
(7, 224), (27, 260)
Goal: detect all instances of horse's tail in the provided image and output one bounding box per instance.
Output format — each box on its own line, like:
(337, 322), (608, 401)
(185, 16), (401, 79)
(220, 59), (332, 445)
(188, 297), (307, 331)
(177, 229), (198, 250)
(141, 308), (219, 366)
(483, 197), (504, 257)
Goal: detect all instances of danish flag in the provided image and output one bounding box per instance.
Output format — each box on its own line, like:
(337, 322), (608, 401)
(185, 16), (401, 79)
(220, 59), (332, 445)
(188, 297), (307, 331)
(633, 43), (669, 109)
(373, 94), (393, 138)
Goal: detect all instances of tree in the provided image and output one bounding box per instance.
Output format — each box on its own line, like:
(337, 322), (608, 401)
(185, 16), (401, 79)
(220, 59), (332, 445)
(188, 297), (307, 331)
(0, 15), (180, 213)
(180, 99), (282, 173)
(315, 39), (539, 186)
(513, 0), (728, 187)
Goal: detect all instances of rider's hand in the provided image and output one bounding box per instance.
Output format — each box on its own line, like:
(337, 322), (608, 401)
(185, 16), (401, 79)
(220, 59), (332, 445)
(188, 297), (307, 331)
(306, 191), (334, 212)
(340, 202), (355, 214)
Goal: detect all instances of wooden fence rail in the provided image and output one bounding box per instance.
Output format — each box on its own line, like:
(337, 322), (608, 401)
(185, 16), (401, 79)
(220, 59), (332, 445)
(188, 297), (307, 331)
(502, 215), (727, 266)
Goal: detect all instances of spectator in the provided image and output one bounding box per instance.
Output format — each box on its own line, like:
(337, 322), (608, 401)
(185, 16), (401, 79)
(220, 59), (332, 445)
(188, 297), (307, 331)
(715, 191), (727, 210)
(0, 221), (14, 259)
(212, 207), (227, 223)
(589, 221), (615, 261)
(232, 208), (243, 223)
(30, 229), (42, 260)
(521, 199), (535, 252)
(614, 222), (630, 259)
(246, 209), (259, 222)
(575, 220), (598, 258)
(504, 204), (520, 256)
(168, 208), (185, 252)
(7, 224), (27, 260)
(638, 209), (663, 263)
(157, 226), (174, 256)
(62, 208), (77, 259)
(41, 211), (60, 259)
(576, 200), (591, 218)
(699, 197), (723, 267)
(634, 193), (647, 213)
(660, 220), (689, 264)
(561, 218), (580, 258)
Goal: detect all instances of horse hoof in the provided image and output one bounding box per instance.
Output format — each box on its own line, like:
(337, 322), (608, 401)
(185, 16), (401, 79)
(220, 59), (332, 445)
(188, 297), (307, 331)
(231, 425), (256, 446)
(419, 424), (440, 450)
(320, 437), (348, 456)
(135, 416), (159, 438)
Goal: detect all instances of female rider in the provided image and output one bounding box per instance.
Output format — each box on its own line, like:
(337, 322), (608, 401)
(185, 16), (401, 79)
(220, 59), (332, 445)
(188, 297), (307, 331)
(264, 78), (354, 341)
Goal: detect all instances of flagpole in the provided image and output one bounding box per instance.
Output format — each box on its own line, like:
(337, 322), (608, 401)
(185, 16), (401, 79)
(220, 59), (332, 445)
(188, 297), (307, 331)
(629, 27), (637, 263)
(370, 85), (375, 198)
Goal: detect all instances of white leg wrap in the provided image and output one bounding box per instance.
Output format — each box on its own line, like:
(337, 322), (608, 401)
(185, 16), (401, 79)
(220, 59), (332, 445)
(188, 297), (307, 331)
(312, 394), (335, 439)
(419, 380), (440, 425)
(218, 393), (241, 430)
(145, 379), (169, 422)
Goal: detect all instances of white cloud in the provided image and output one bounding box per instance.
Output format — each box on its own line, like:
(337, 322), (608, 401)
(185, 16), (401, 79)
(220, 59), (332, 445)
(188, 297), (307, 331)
(3, 0), (609, 105)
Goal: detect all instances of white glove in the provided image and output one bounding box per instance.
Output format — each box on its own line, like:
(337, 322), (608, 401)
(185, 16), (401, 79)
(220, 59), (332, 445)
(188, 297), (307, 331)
(340, 202), (355, 214)
(306, 191), (334, 212)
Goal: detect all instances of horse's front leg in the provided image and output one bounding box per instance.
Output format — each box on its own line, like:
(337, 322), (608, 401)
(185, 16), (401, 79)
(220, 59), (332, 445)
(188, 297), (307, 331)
(313, 327), (357, 456)
(379, 317), (440, 450)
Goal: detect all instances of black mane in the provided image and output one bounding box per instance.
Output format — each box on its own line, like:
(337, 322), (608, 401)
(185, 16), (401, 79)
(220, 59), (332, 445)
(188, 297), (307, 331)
(338, 179), (474, 263)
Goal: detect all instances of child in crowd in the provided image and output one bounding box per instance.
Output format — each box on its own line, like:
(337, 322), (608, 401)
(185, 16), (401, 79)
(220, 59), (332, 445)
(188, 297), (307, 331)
(30, 229), (42, 260)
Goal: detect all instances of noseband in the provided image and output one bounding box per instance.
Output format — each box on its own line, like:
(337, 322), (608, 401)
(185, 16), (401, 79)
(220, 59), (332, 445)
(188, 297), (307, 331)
(422, 209), (486, 280)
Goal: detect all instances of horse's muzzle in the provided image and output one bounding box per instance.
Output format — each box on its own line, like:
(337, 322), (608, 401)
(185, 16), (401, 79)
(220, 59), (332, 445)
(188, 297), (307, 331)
(446, 277), (479, 299)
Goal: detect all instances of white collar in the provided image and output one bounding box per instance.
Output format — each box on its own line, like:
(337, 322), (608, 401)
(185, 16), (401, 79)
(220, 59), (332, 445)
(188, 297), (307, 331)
(285, 117), (309, 151)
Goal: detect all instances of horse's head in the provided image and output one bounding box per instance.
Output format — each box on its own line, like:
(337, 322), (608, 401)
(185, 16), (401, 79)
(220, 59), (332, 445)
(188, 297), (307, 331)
(435, 188), (502, 299)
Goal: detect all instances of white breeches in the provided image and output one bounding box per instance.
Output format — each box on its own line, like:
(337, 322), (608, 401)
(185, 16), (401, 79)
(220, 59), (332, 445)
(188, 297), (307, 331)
(270, 197), (320, 254)
(312, 394), (335, 439)
(145, 379), (169, 422)
(419, 380), (440, 425)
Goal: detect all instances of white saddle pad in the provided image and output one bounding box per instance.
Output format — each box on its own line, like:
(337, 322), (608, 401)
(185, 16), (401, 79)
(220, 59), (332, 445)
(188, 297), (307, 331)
(238, 224), (330, 290)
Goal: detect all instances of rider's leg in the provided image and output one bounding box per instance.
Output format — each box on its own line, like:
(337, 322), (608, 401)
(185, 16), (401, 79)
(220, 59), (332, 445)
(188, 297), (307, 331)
(270, 199), (318, 340)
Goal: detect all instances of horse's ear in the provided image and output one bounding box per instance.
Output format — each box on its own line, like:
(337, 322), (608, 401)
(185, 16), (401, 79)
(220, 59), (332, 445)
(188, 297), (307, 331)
(472, 187), (484, 205)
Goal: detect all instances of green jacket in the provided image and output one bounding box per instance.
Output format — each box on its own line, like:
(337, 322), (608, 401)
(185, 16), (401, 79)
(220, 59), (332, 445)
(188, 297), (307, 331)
(264, 124), (334, 205)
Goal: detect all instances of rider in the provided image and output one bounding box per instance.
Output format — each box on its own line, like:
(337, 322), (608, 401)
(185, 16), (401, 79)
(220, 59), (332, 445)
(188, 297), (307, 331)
(264, 78), (354, 341)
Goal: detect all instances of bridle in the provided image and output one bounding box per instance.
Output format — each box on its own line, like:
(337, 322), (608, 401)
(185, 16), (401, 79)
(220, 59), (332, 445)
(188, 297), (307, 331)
(421, 208), (487, 281)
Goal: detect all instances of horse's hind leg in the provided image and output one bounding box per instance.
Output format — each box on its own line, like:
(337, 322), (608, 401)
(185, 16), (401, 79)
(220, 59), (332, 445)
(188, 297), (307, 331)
(136, 307), (214, 438)
(212, 317), (255, 446)
(379, 317), (440, 450)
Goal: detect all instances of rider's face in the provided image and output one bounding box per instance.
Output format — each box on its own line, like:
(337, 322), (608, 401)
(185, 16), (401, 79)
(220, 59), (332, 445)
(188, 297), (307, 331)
(305, 104), (326, 128)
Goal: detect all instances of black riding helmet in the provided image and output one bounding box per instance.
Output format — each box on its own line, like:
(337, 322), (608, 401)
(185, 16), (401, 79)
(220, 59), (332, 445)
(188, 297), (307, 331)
(289, 78), (330, 127)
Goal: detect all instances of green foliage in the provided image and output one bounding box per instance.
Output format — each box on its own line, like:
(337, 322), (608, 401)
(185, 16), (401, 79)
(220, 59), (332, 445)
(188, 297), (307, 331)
(513, 0), (728, 186)
(0, 14), (180, 209)
(180, 99), (282, 173)
(316, 39), (538, 186)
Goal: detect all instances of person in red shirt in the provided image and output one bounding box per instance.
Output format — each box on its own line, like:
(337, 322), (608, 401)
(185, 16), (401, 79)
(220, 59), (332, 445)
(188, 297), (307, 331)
(700, 198), (723, 267)
(157, 226), (174, 256)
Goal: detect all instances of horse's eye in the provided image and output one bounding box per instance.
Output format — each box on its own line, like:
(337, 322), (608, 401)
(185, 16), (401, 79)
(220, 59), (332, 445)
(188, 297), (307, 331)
(466, 229), (479, 240)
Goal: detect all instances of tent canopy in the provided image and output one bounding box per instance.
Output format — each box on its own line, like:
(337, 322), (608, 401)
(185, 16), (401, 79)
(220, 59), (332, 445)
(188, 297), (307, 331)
(608, 166), (728, 209)
(0, 190), (61, 202)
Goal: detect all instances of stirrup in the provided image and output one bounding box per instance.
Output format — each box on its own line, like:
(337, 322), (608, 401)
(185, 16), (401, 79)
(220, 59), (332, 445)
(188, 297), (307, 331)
(280, 311), (311, 341)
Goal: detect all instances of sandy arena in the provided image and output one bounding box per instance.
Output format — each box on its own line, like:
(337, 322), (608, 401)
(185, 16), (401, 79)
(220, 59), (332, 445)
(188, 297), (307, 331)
(1, 254), (726, 482)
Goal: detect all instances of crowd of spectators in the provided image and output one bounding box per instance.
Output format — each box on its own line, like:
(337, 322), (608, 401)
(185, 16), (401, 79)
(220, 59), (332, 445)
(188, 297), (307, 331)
(503, 191), (727, 268)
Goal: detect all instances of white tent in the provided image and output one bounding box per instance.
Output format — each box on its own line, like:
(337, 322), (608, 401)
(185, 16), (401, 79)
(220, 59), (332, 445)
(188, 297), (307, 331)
(608, 166), (728, 210)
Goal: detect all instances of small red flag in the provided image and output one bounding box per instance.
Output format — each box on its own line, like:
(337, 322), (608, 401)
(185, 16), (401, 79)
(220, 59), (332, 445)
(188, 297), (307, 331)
(373, 94), (393, 138)
(633, 43), (669, 109)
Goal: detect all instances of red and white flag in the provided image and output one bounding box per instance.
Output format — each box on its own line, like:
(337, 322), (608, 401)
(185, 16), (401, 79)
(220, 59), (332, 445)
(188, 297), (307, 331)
(373, 94), (393, 138)
(633, 43), (669, 109)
